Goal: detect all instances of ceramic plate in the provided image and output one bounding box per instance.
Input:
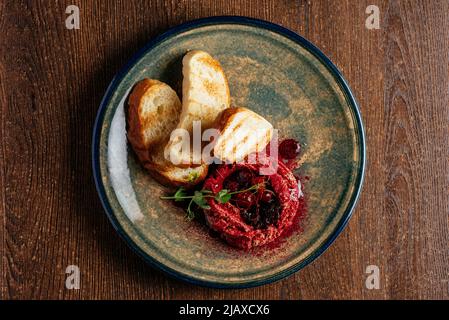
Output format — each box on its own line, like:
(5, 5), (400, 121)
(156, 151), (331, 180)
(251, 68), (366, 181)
(92, 16), (365, 288)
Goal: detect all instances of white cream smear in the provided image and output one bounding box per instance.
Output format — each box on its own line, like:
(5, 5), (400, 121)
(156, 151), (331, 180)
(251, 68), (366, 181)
(107, 89), (144, 222)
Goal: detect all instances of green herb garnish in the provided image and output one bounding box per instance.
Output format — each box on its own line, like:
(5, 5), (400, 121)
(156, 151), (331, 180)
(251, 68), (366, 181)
(173, 187), (187, 201)
(160, 183), (264, 220)
(215, 189), (231, 203)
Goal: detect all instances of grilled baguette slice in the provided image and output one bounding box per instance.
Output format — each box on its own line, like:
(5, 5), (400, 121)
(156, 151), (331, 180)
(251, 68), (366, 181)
(213, 107), (274, 164)
(164, 50), (231, 166)
(127, 79), (207, 187)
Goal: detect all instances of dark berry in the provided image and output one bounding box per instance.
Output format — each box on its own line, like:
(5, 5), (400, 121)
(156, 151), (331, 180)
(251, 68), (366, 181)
(234, 192), (256, 209)
(258, 198), (281, 228)
(241, 206), (260, 226)
(279, 139), (301, 160)
(260, 191), (274, 203)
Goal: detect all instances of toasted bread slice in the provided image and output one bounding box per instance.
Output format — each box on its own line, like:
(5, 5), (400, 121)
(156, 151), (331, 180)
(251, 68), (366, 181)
(164, 50), (231, 166)
(127, 79), (207, 187)
(213, 107), (273, 164)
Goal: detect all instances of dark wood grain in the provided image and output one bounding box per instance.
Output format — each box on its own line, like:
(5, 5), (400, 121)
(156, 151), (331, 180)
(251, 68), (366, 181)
(0, 0), (447, 300)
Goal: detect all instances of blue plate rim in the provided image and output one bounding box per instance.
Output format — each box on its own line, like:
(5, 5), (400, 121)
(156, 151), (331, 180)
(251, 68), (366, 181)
(92, 15), (366, 289)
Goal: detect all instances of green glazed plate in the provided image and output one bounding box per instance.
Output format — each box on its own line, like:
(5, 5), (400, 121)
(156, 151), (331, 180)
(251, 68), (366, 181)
(93, 16), (365, 288)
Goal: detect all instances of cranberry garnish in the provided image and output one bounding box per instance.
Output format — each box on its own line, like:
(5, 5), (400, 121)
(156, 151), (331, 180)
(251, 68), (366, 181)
(234, 192), (256, 209)
(279, 139), (301, 160)
(261, 190), (274, 203)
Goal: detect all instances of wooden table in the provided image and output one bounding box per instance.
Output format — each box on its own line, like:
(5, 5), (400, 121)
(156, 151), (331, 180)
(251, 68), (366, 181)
(1, 0), (448, 300)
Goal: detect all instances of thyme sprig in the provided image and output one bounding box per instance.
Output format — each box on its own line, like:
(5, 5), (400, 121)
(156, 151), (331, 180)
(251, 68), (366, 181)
(160, 183), (264, 220)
